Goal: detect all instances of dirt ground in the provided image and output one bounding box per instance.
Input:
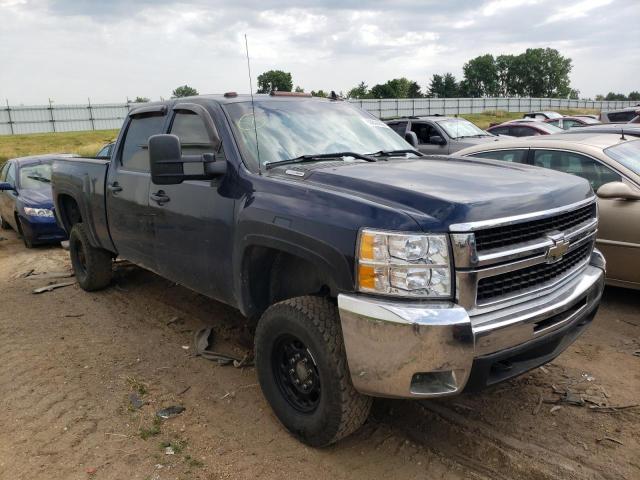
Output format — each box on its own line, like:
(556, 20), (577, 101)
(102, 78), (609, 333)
(0, 229), (638, 480)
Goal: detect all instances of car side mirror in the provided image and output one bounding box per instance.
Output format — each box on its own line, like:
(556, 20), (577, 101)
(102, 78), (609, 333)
(430, 135), (446, 145)
(404, 131), (418, 148)
(148, 134), (226, 185)
(0, 182), (15, 191)
(597, 181), (640, 200)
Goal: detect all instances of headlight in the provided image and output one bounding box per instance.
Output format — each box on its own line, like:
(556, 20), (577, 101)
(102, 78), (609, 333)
(24, 207), (54, 218)
(356, 229), (451, 298)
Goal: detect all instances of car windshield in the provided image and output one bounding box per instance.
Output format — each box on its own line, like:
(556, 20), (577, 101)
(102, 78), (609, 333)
(536, 123), (564, 134)
(224, 100), (412, 169)
(19, 162), (53, 189)
(436, 118), (489, 139)
(604, 140), (640, 175)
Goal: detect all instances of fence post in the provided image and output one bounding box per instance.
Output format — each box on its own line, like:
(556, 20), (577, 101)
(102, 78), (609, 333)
(48, 98), (56, 133)
(396, 98), (399, 118)
(457, 97), (460, 115)
(87, 97), (96, 131)
(5, 99), (14, 135)
(412, 98), (415, 116)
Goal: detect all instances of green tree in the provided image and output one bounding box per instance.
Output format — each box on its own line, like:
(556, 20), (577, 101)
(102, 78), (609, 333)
(172, 85), (199, 98)
(595, 94), (605, 101)
(427, 73), (459, 97)
(461, 54), (499, 97)
(257, 70), (293, 93)
(629, 91), (640, 101)
(369, 78), (421, 98)
(294, 86), (305, 93)
(515, 48), (572, 97)
(347, 81), (369, 99)
(604, 92), (627, 101)
(311, 90), (328, 97)
(134, 96), (150, 103)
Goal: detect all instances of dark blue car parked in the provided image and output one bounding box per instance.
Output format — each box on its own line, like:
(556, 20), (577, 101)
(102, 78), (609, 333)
(0, 154), (70, 247)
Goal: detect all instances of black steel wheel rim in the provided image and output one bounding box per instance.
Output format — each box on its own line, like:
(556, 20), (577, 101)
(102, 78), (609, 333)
(272, 334), (321, 413)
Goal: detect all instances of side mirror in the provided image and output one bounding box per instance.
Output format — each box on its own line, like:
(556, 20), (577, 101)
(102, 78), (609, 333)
(597, 181), (640, 200)
(0, 182), (14, 191)
(430, 135), (446, 145)
(404, 131), (418, 147)
(148, 134), (226, 185)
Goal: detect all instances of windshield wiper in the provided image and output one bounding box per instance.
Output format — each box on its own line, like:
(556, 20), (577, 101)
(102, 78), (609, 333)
(265, 152), (376, 170)
(367, 149), (423, 158)
(26, 175), (51, 183)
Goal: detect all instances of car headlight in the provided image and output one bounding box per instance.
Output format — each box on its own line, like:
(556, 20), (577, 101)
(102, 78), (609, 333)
(356, 229), (452, 298)
(24, 207), (54, 218)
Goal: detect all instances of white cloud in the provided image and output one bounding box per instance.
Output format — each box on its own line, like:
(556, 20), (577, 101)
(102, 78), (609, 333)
(544, 0), (613, 23)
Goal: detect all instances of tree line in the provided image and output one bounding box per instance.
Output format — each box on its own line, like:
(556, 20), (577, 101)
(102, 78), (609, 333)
(134, 48), (637, 102)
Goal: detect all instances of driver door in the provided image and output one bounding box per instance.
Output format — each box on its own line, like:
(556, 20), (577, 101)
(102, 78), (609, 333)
(410, 122), (448, 155)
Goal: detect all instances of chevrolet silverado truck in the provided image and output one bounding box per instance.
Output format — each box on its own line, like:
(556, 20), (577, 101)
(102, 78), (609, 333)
(51, 93), (605, 447)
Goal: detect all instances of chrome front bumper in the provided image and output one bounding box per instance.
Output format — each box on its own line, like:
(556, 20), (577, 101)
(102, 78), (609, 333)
(338, 250), (605, 399)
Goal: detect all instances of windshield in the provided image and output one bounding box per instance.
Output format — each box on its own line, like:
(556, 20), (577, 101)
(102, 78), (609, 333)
(604, 140), (640, 175)
(19, 162), (53, 189)
(536, 122), (564, 134)
(224, 100), (411, 169)
(436, 118), (489, 139)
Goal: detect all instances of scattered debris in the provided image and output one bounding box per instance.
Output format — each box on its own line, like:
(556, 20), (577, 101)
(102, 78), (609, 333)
(156, 406), (185, 419)
(25, 271), (74, 280)
(597, 436), (624, 446)
(193, 328), (253, 367)
(581, 373), (595, 382)
(60, 240), (70, 251)
(539, 366), (549, 374)
(181, 345), (190, 350)
(633, 350), (640, 357)
(64, 313), (84, 318)
(533, 394), (543, 415)
(20, 269), (35, 278)
(550, 405), (562, 414)
(589, 404), (640, 413)
(32, 281), (76, 294)
(560, 391), (585, 406)
(177, 385), (191, 396)
(165, 446), (175, 455)
(139, 417), (162, 440)
(86, 467), (97, 475)
(166, 316), (182, 326)
(128, 392), (145, 410)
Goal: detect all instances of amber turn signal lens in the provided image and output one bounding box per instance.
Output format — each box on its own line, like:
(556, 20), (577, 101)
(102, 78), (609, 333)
(359, 233), (374, 261)
(358, 264), (376, 290)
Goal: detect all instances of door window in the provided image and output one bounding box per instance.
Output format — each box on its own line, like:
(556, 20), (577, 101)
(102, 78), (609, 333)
(410, 123), (438, 144)
(469, 149), (529, 163)
(120, 114), (166, 172)
(533, 150), (622, 190)
(169, 111), (216, 156)
(489, 126), (509, 135)
(387, 122), (408, 136)
(0, 161), (9, 181)
(510, 126), (539, 137)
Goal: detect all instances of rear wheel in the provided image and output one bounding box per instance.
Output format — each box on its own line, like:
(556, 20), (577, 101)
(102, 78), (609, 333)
(255, 296), (372, 447)
(69, 223), (113, 291)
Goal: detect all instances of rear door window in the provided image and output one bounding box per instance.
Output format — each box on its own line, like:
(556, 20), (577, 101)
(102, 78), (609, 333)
(489, 126), (509, 135)
(510, 126), (539, 137)
(6, 163), (16, 185)
(607, 111), (637, 123)
(387, 122), (408, 136)
(120, 114), (166, 172)
(469, 149), (529, 163)
(533, 150), (621, 190)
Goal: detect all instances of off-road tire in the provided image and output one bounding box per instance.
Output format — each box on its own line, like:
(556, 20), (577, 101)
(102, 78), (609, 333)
(69, 223), (112, 291)
(255, 296), (372, 447)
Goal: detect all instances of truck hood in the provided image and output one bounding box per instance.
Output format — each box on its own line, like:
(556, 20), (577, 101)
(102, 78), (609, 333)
(293, 157), (593, 231)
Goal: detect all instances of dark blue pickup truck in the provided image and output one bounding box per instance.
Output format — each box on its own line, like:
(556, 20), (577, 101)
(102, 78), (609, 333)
(51, 93), (605, 446)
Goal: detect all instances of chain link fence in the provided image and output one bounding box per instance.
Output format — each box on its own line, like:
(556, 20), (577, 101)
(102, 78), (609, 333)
(1, 97), (637, 136)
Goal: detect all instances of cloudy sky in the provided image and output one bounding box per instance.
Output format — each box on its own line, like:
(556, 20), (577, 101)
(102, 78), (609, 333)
(0, 0), (638, 104)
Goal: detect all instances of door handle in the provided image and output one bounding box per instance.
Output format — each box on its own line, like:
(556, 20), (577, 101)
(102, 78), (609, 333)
(107, 182), (123, 193)
(150, 191), (170, 205)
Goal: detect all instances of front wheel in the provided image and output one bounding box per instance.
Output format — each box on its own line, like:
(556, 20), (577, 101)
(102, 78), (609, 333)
(255, 296), (372, 447)
(69, 223), (113, 291)
(16, 217), (34, 248)
(0, 212), (10, 230)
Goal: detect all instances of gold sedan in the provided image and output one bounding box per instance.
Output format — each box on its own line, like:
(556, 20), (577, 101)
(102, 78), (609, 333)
(456, 133), (640, 289)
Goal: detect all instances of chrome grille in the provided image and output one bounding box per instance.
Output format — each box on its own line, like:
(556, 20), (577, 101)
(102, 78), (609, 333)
(474, 203), (596, 251)
(476, 241), (593, 303)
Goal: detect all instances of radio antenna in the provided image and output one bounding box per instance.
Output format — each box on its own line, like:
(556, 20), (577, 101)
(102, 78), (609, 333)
(244, 34), (262, 175)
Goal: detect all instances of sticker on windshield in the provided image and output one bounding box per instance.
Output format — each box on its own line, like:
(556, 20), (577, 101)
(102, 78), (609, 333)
(237, 112), (268, 131)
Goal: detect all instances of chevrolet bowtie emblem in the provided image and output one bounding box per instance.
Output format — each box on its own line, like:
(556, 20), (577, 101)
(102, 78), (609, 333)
(546, 233), (570, 263)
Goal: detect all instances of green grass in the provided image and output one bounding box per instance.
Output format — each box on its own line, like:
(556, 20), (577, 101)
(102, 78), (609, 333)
(0, 129), (118, 167)
(139, 417), (162, 440)
(461, 108), (598, 129)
